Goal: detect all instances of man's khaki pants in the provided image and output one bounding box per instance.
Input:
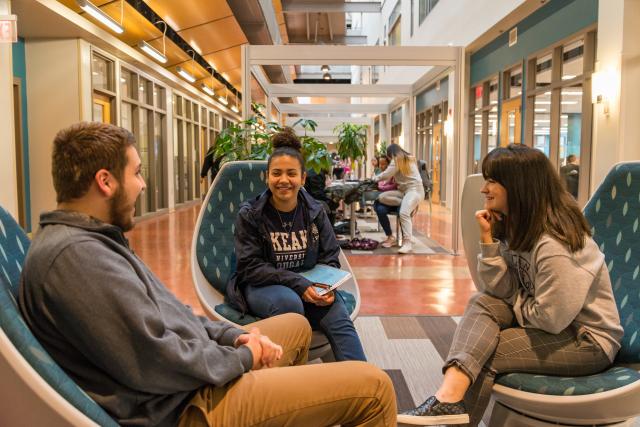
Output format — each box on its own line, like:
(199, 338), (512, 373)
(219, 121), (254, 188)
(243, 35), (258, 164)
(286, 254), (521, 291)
(178, 313), (397, 427)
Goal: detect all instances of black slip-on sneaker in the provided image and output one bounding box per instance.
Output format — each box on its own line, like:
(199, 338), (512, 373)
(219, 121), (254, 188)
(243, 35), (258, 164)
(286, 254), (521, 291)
(397, 396), (469, 425)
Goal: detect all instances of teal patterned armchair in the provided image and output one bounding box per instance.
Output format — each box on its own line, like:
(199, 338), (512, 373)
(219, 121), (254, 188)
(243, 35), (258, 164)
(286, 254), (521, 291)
(0, 207), (118, 426)
(489, 162), (640, 426)
(191, 161), (361, 360)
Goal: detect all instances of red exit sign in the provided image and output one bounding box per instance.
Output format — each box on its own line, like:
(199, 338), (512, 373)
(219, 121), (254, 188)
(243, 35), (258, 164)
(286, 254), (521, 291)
(0, 15), (17, 43)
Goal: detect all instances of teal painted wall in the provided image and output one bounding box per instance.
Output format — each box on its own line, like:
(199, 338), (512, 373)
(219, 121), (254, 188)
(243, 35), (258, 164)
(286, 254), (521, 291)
(470, 0), (598, 85)
(416, 77), (449, 112)
(11, 37), (31, 232)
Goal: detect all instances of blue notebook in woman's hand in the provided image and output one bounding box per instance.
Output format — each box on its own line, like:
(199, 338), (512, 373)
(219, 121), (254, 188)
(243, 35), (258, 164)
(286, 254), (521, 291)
(299, 264), (352, 296)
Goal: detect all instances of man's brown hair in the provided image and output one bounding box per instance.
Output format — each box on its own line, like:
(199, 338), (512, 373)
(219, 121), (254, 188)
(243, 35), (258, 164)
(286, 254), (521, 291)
(52, 122), (135, 203)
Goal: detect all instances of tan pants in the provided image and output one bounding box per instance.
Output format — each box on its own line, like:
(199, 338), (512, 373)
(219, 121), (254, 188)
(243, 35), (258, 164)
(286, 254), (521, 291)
(178, 313), (397, 427)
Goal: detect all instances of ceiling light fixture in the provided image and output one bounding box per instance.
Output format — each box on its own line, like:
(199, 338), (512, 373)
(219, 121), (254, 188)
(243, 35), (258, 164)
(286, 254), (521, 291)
(139, 40), (166, 63)
(231, 104), (239, 113)
(176, 66), (195, 83)
(217, 96), (228, 105)
(76, 0), (124, 34)
(321, 64), (330, 72)
(177, 50), (197, 83)
(201, 84), (214, 96)
(138, 21), (167, 63)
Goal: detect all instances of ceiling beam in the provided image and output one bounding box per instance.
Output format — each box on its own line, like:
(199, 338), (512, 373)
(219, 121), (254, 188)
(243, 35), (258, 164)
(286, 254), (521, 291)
(279, 103), (389, 114)
(282, 1), (381, 13)
(247, 45), (460, 66)
(270, 83), (412, 97)
(287, 35), (368, 45)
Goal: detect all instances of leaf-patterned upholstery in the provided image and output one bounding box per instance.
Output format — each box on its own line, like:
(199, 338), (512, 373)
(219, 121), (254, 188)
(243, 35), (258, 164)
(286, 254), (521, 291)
(0, 206), (118, 426)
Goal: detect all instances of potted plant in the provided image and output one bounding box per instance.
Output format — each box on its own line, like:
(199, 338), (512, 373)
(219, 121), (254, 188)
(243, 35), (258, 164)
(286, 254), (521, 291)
(292, 118), (332, 173)
(333, 122), (368, 178)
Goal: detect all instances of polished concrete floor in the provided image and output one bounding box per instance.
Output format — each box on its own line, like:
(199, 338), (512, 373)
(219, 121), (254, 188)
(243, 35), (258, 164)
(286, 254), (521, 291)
(127, 201), (475, 317)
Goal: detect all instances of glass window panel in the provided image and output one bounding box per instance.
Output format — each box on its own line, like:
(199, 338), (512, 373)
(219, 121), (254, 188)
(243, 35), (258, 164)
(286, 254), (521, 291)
(560, 84), (582, 198)
(562, 39), (584, 81)
(488, 107), (498, 152)
(121, 102), (133, 132)
(474, 85), (483, 110)
(536, 53), (552, 88)
(489, 78), (498, 106)
(153, 112), (165, 208)
(534, 93), (551, 155)
(473, 113), (482, 173)
(120, 69), (135, 99)
(156, 87), (166, 110)
(508, 66), (523, 99)
(185, 100), (192, 119)
(138, 109), (150, 214)
(91, 54), (113, 91)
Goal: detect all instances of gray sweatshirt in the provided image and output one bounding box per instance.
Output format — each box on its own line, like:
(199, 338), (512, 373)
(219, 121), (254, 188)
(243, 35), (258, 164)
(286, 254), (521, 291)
(374, 158), (424, 194)
(19, 210), (253, 426)
(478, 234), (623, 362)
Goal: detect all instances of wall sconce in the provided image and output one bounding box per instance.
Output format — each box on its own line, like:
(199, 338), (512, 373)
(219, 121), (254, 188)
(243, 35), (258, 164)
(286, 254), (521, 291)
(76, 0), (124, 34)
(591, 66), (617, 117)
(444, 118), (453, 138)
(443, 108), (453, 138)
(323, 72), (331, 80)
(231, 103), (240, 114)
(321, 65), (330, 72)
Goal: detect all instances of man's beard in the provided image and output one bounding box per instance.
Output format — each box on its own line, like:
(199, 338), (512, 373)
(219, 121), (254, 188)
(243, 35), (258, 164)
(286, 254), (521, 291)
(109, 185), (135, 232)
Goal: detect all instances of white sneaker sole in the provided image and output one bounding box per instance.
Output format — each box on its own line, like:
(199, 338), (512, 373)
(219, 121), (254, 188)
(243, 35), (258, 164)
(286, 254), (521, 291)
(397, 247), (412, 254)
(397, 413), (469, 425)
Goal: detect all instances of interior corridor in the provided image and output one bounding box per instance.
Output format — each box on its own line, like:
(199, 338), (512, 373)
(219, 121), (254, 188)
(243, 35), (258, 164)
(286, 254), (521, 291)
(127, 201), (476, 317)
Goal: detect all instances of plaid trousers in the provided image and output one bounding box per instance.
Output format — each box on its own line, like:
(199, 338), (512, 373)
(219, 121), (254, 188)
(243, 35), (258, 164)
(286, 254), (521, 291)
(445, 293), (611, 426)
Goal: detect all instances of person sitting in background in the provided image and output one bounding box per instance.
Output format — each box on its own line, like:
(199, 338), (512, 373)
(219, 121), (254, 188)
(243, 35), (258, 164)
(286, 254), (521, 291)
(19, 122), (396, 427)
(372, 156), (401, 248)
(372, 144), (425, 254)
(371, 157), (381, 176)
(228, 128), (367, 362)
(399, 144), (622, 426)
(304, 166), (339, 225)
(200, 143), (223, 185)
(560, 154), (579, 198)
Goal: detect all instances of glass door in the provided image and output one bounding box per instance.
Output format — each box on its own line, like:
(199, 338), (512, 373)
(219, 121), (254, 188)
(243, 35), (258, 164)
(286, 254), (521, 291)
(500, 98), (521, 146)
(431, 122), (442, 204)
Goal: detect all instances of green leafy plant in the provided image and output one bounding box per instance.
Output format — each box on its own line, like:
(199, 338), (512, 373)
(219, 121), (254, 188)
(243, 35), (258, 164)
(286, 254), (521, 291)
(213, 103), (281, 163)
(292, 118), (332, 173)
(377, 140), (388, 159)
(334, 122), (368, 167)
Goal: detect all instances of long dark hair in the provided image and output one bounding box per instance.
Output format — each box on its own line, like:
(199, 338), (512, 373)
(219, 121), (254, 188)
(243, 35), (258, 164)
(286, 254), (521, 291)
(268, 127), (305, 172)
(482, 144), (590, 252)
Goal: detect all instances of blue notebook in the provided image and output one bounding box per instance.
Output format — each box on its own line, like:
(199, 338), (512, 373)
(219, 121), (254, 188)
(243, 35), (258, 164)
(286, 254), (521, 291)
(299, 264), (352, 296)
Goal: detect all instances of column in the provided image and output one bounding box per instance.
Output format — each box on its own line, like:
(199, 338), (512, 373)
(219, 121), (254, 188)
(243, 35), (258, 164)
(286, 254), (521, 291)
(592, 0), (640, 191)
(0, 0), (18, 217)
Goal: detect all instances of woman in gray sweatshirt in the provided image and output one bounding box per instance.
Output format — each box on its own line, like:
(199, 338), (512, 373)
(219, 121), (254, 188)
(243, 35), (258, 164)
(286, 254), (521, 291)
(398, 144), (623, 426)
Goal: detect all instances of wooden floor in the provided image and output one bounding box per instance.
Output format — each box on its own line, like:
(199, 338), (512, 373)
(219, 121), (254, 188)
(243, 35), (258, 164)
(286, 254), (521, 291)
(127, 201), (475, 317)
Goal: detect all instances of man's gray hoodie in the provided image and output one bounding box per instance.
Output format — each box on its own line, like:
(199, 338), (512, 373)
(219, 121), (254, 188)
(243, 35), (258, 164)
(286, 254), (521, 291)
(19, 210), (253, 426)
